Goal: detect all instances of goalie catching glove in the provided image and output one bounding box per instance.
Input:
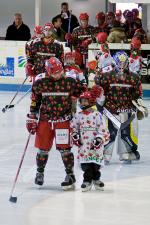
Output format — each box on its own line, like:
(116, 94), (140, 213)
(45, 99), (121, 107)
(132, 99), (148, 120)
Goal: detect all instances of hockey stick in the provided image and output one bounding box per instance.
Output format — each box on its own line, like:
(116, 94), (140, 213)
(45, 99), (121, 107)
(66, 10), (72, 47)
(9, 133), (32, 203)
(6, 87), (31, 110)
(2, 77), (28, 113)
(96, 104), (135, 130)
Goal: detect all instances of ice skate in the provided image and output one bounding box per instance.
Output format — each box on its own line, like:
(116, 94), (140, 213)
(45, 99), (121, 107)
(35, 172), (44, 186)
(93, 180), (104, 191)
(81, 182), (92, 192)
(61, 174), (76, 191)
(104, 160), (110, 166)
(134, 151), (140, 160)
(122, 160), (132, 164)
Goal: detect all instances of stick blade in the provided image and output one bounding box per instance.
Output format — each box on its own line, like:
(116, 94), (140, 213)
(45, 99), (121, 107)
(9, 196), (17, 203)
(5, 105), (14, 109)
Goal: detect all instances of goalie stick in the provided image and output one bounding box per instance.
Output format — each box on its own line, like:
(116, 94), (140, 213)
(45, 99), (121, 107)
(96, 104), (135, 130)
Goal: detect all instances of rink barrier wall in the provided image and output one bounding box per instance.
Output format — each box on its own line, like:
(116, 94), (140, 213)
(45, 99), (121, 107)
(0, 41), (150, 97)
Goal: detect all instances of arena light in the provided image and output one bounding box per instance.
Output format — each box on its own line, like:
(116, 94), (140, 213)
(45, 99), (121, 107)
(109, 0), (150, 3)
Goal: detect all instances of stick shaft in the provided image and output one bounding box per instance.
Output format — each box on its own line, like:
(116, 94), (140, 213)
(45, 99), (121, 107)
(5, 77), (28, 109)
(9, 133), (32, 197)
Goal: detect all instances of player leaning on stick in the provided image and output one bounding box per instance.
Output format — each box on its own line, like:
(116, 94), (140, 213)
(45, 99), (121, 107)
(26, 57), (86, 190)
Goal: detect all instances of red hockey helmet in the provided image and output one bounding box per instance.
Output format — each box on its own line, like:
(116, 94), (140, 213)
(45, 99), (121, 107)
(43, 23), (54, 37)
(132, 8), (139, 18)
(125, 11), (133, 20)
(80, 91), (92, 100)
(115, 9), (122, 17)
(34, 25), (43, 35)
(45, 57), (63, 77)
(131, 37), (141, 50)
(106, 11), (115, 19)
(96, 32), (108, 44)
(123, 9), (130, 19)
(96, 12), (105, 21)
(79, 91), (94, 109)
(79, 13), (89, 20)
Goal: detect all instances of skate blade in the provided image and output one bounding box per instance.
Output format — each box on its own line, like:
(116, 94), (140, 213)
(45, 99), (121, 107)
(81, 185), (92, 192)
(122, 160), (132, 165)
(94, 186), (104, 191)
(62, 184), (75, 191)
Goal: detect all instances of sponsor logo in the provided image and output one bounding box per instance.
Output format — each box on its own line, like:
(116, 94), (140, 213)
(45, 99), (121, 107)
(0, 57), (14, 77)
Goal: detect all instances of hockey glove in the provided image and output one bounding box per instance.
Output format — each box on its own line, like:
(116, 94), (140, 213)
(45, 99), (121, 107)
(65, 33), (73, 42)
(25, 62), (35, 77)
(81, 38), (92, 48)
(26, 113), (38, 135)
(91, 137), (103, 150)
(71, 132), (82, 147)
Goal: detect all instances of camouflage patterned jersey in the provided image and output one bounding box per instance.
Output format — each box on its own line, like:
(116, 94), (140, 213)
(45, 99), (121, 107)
(30, 75), (85, 121)
(26, 38), (64, 76)
(96, 69), (141, 114)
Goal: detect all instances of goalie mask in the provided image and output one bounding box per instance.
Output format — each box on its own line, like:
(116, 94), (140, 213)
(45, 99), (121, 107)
(45, 57), (63, 80)
(113, 51), (129, 73)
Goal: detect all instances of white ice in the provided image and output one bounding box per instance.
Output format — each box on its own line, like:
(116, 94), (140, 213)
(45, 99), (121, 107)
(0, 92), (150, 225)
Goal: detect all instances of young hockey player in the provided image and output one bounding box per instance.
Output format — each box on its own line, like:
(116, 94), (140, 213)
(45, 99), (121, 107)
(71, 90), (110, 191)
(26, 57), (85, 190)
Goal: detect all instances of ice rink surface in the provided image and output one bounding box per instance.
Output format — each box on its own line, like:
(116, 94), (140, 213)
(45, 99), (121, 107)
(0, 92), (150, 225)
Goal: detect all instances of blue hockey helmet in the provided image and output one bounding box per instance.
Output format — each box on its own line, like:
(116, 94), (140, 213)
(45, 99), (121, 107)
(113, 51), (129, 72)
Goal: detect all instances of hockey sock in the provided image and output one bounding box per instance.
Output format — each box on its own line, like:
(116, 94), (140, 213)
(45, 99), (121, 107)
(36, 150), (49, 173)
(60, 151), (74, 174)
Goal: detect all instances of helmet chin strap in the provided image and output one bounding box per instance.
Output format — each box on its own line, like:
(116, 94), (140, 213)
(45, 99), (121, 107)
(80, 104), (91, 110)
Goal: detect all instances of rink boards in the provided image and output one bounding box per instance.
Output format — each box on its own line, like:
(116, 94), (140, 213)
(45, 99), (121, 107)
(0, 41), (150, 97)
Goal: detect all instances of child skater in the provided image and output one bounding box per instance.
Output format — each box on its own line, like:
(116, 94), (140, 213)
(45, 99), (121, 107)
(71, 90), (110, 191)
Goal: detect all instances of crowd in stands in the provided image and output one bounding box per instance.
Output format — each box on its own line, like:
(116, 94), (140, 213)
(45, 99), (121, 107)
(4, 2), (148, 44)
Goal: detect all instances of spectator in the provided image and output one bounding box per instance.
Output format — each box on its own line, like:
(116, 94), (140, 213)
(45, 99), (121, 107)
(133, 18), (148, 44)
(5, 13), (31, 41)
(56, 2), (79, 33)
(107, 20), (127, 43)
(52, 15), (66, 42)
(124, 11), (135, 41)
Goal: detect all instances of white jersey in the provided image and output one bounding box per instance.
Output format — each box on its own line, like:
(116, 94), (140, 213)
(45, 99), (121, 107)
(71, 108), (110, 165)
